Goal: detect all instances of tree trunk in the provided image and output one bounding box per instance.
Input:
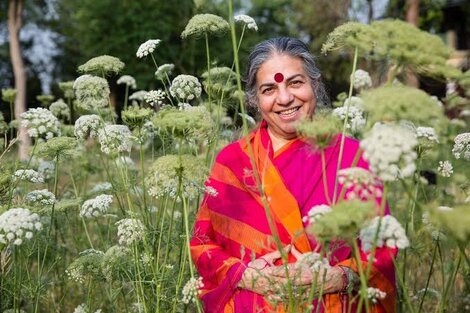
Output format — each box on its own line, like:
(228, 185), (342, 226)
(8, 0), (30, 160)
(405, 0), (420, 87)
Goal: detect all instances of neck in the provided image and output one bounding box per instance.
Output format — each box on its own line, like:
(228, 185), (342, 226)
(267, 128), (295, 152)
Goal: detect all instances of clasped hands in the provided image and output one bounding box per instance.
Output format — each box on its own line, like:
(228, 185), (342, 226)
(238, 245), (344, 298)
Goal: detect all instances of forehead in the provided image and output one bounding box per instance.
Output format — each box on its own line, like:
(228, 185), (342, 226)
(256, 53), (306, 83)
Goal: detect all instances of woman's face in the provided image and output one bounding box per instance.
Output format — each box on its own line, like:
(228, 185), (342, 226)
(256, 53), (317, 140)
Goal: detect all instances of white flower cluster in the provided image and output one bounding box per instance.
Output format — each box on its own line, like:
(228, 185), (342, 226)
(145, 90), (166, 107)
(360, 123), (417, 181)
(49, 99), (70, 121)
(332, 105), (366, 133)
(129, 90), (148, 102)
(20, 107), (61, 140)
(90, 182), (113, 194)
(155, 63), (174, 80)
(359, 215), (409, 252)
(352, 69), (372, 90)
(294, 252), (331, 272)
(338, 167), (383, 200)
(0, 208), (43, 245)
(181, 276), (204, 304)
(416, 126), (439, 146)
(97, 124), (132, 154)
(204, 185), (218, 197)
(116, 218), (145, 246)
(73, 75), (110, 111)
(37, 159), (55, 180)
(437, 160), (453, 177)
(80, 194), (113, 218)
(25, 189), (56, 207)
(117, 75), (137, 89)
(367, 287), (386, 303)
(169, 75), (202, 101)
(302, 204), (332, 225)
(136, 39), (161, 58)
(234, 14), (258, 31)
(452, 132), (470, 160)
(343, 96), (364, 109)
(12, 169), (45, 183)
(72, 303), (102, 313)
(74, 114), (103, 140)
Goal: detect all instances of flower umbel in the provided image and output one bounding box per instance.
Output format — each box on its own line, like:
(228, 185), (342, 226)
(169, 75), (202, 101)
(116, 218), (145, 246)
(78, 55), (125, 76)
(80, 194), (113, 218)
(21, 108), (61, 140)
(73, 75), (110, 111)
(234, 14), (258, 31)
(74, 115), (103, 140)
(452, 132), (470, 160)
(359, 215), (409, 252)
(136, 39), (161, 58)
(181, 14), (229, 39)
(437, 160), (453, 177)
(117, 75), (137, 89)
(181, 276), (204, 304)
(0, 208), (43, 245)
(97, 124), (132, 154)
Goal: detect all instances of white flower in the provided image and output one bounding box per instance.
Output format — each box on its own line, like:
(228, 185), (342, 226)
(136, 39), (161, 58)
(73, 304), (87, 313)
(294, 252), (331, 272)
(145, 90), (166, 107)
(80, 194), (113, 218)
(169, 75), (202, 101)
(302, 204), (332, 225)
(90, 182), (113, 194)
(416, 126), (439, 147)
(204, 186), (218, 197)
(155, 63), (175, 80)
(367, 287), (386, 303)
(21, 108), (61, 140)
(37, 159), (55, 180)
(129, 90), (148, 104)
(74, 114), (103, 140)
(116, 218), (145, 246)
(0, 208), (42, 245)
(12, 169), (45, 183)
(359, 215), (409, 252)
(353, 69), (372, 90)
(360, 123), (418, 181)
(25, 189), (56, 207)
(182, 276), (204, 304)
(332, 105), (366, 133)
(452, 132), (470, 160)
(117, 75), (137, 89)
(49, 99), (71, 121)
(234, 14), (258, 31)
(338, 167), (383, 200)
(437, 160), (453, 177)
(343, 96), (364, 109)
(73, 75), (110, 111)
(97, 124), (132, 154)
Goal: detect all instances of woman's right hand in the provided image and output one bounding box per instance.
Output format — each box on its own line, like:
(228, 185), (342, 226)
(238, 246), (291, 296)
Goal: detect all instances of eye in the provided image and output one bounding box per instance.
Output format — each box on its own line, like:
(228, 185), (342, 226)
(261, 87), (274, 95)
(289, 80), (304, 87)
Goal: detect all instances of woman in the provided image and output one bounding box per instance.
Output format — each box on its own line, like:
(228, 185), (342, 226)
(190, 37), (396, 313)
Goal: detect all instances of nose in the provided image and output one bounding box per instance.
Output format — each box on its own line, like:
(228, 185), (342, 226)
(276, 86), (294, 106)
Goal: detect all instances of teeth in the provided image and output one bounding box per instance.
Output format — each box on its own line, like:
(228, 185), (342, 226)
(279, 107), (299, 115)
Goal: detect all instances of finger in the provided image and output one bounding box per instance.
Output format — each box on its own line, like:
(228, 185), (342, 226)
(290, 245), (303, 260)
(262, 244), (291, 264)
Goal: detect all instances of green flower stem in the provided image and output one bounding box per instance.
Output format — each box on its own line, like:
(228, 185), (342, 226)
(48, 154), (60, 238)
(132, 244), (148, 313)
(320, 149), (332, 205)
(438, 253), (461, 312)
(417, 239), (438, 313)
(81, 218), (95, 249)
(124, 85), (129, 110)
(173, 246), (187, 313)
(229, 0), (294, 303)
(332, 46), (358, 205)
(205, 33), (212, 108)
(98, 153), (125, 214)
(391, 254), (416, 313)
(9, 100), (14, 139)
(162, 197), (177, 272)
(351, 239), (371, 313)
(139, 130), (148, 211)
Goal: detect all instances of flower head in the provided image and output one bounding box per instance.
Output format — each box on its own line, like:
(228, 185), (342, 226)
(332, 105), (366, 134)
(360, 123), (417, 181)
(80, 194), (113, 218)
(136, 39), (161, 58)
(181, 14), (229, 39)
(121, 106), (154, 129)
(169, 74), (202, 101)
(359, 215), (409, 252)
(117, 75), (137, 89)
(101, 245), (132, 282)
(36, 94), (55, 107)
(73, 75), (110, 111)
(295, 110), (342, 149)
(181, 276), (204, 304)
(437, 160), (453, 178)
(78, 55), (125, 76)
(129, 90), (148, 105)
(147, 154), (209, 200)
(21, 107), (61, 140)
(97, 124), (132, 154)
(154, 63), (174, 80)
(416, 126), (439, 148)
(0, 208), (43, 245)
(13, 169), (45, 184)
(58, 81), (74, 99)
(66, 249), (105, 284)
(367, 287), (386, 303)
(145, 90), (166, 107)
(338, 167), (383, 200)
(74, 114), (103, 140)
(49, 99), (71, 121)
(25, 189), (56, 207)
(234, 14), (258, 31)
(294, 252), (331, 272)
(116, 218), (145, 246)
(36, 136), (78, 159)
(2, 88), (17, 103)
(302, 204), (332, 225)
(452, 132), (470, 160)
(353, 69), (372, 91)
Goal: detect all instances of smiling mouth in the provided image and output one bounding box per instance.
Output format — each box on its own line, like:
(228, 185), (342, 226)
(277, 106), (301, 116)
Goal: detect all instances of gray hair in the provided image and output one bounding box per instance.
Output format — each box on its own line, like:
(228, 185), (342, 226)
(245, 37), (329, 108)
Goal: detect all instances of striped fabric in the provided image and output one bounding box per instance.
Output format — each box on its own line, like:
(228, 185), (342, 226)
(190, 122), (396, 312)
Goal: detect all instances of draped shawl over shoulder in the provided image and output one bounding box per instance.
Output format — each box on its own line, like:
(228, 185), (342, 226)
(190, 122), (397, 313)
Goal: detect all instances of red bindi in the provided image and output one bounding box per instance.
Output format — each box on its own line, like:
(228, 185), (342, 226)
(274, 72), (284, 83)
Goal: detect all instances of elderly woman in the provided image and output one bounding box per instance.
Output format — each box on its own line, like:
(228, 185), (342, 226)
(190, 37), (396, 313)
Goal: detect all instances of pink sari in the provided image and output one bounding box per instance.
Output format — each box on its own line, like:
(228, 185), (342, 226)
(190, 122), (396, 313)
